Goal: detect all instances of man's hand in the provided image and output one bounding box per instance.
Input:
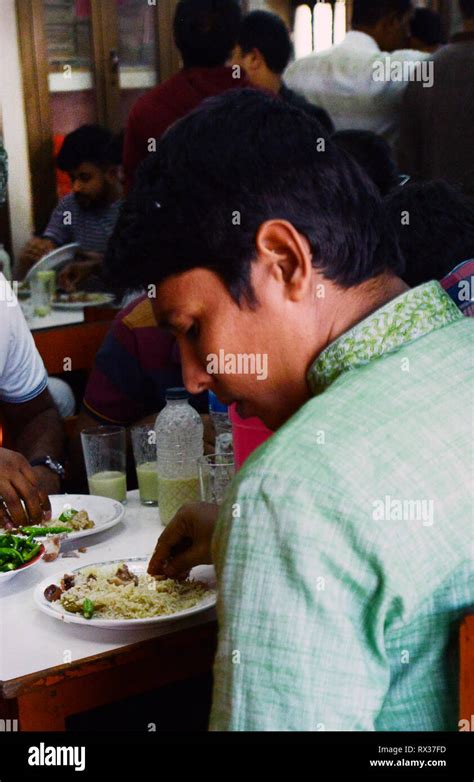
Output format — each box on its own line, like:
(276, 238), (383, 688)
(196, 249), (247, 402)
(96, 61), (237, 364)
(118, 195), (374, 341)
(22, 237), (56, 265)
(16, 238), (56, 279)
(31, 466), (61, 498)
(58, 255), (102, 292)
(0, 448), (52, 528)
(148, 501), (219, 578)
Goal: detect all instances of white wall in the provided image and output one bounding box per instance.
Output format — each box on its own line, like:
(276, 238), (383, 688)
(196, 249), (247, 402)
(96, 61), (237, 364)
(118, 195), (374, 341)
(0, 0), (34, 259)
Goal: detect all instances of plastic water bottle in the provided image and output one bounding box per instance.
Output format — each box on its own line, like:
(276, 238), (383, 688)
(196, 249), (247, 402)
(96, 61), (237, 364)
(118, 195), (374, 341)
(0, 244), (12, 281)
(155, 388), (203, 525)
(209, 390), (233, 457)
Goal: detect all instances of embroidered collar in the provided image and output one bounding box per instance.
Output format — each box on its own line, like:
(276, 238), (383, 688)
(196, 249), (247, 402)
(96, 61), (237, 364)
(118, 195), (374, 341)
(308, 282), (462, 395)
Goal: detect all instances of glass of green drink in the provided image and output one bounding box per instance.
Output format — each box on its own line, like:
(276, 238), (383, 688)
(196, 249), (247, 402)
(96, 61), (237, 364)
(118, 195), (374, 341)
(81, 426), (127, 502)
(30, 270), (56, 317)
(131, 424), (158, 506)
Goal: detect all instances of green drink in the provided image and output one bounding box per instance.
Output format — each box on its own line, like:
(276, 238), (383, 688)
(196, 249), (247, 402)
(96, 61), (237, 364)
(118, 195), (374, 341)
(136, 461), (159, 505)
(37, 270), (56, 299)
(157, 476), (200, 525)
(88, 470), (127, 501)
(32, 270), (56, 316)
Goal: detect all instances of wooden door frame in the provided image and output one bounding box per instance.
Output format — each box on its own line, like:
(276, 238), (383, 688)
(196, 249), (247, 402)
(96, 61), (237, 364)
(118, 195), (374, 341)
(16, 0), (57, 234)
(157, 0), (181, 82)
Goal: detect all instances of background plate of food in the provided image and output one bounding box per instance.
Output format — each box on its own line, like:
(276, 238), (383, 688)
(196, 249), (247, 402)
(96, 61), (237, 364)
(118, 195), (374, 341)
(34, 559), (216, 629)
(52, 292), (115, 310)
(11, 495), (125, 544)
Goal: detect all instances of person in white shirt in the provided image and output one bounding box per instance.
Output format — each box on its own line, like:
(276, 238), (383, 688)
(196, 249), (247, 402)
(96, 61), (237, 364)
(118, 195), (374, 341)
(0, 275), (65, 527)
(284, 0), (430, 148)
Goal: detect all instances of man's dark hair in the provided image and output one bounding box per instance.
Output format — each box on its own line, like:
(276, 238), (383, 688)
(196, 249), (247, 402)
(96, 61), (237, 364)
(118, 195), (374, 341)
(173, 0), (242, 68)
(237, 11), (292, 75)
(352, 0), (412, 27)
(459, 0), (474, 20)
(410, 8), (446, 46)
(56, 125), (121, 172)
(105, 89), (404, 301)
(385, 181), (474, 288)
(332, 130), (399, 197)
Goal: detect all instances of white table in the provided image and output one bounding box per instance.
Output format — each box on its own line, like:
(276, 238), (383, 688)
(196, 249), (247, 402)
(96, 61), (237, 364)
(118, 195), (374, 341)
(20, 300), (85, 332)
(0, 492), (217, 730)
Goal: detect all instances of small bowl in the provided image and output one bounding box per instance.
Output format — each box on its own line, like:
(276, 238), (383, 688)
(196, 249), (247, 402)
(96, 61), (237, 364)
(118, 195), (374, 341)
(0, 544), (45, 584)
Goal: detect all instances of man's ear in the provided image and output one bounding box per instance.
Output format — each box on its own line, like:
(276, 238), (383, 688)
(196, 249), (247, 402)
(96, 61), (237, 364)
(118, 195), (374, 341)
(255, 220), (313, 302)
(246, 47), (264, 72)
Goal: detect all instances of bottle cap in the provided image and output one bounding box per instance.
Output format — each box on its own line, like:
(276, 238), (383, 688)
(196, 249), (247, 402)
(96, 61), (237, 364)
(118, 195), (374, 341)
(209, 390), (228, 413)
(165, 387), (189, 401)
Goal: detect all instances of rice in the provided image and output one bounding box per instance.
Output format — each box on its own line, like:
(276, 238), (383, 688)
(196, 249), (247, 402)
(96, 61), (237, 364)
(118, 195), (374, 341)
(59, 563), (212, 620)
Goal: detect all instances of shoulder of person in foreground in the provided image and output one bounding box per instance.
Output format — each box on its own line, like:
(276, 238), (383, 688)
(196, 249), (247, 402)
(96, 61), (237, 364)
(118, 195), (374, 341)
(0, 275), (47, 405)
(210, 331), (474, 731)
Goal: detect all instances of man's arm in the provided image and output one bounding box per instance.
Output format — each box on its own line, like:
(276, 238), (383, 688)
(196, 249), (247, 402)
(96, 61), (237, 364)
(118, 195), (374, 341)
(209, 471), (391, 731)
(2, 388), (65, 495)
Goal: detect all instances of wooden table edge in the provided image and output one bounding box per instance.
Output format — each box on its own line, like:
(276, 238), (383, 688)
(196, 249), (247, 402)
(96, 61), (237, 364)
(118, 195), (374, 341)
(1, 617), (217, 700)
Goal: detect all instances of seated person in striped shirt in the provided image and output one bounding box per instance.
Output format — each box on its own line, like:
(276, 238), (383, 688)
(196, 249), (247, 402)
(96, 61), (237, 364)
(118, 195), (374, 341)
(17, 125), (123, 289)
(68, 293), (210, 490)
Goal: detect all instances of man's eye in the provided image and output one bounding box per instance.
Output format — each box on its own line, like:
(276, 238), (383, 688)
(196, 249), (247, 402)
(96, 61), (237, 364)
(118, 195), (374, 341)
(186, 324), (199, 340)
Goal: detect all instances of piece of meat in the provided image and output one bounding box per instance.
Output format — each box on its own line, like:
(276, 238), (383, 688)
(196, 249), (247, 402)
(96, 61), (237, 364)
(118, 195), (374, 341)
(42, 535), (61, 562)
(60, 574), (75, 591)
(113, 564), (138, 586)
(44, 584), (62, 603)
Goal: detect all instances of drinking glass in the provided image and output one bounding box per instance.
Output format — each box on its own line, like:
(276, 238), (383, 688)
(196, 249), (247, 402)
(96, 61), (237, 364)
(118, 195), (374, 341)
(81, 426), (127, 502)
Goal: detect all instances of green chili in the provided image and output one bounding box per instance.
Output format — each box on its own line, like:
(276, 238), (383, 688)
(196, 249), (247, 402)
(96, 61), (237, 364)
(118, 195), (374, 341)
(83, 598), (94, 620)
(19, 526), (72, 537)
(0, 548), (24, 564)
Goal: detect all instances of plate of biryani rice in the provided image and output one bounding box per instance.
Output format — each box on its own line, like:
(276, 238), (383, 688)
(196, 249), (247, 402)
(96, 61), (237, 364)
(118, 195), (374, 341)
(34, 558), (216, 629)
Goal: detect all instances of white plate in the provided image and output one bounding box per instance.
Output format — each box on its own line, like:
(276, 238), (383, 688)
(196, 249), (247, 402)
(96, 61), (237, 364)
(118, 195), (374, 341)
(24, 243), (80, 284)
(34, 559), (216, 629)
(0, 544), (45, 584)
(52, 293), (115, 310)
(41, 495), (125, 543)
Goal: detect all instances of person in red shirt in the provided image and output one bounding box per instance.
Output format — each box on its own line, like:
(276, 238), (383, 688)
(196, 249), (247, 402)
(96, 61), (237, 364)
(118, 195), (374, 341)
(124, 0), (247, 189)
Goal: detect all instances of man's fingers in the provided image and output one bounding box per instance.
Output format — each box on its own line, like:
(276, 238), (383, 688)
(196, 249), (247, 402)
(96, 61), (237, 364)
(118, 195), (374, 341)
(21, 466), (52, 522)
(163, 547), (201, 578)
(147, 518), (188, 575)
(0, 483), (30, 527)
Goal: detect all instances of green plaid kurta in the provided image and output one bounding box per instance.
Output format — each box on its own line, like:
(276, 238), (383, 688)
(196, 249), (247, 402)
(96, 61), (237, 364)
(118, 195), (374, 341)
(210, 283), (474, 731)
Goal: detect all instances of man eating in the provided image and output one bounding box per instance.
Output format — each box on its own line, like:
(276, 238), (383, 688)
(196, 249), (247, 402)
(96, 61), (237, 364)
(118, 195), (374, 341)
(105, 90), (473, 731)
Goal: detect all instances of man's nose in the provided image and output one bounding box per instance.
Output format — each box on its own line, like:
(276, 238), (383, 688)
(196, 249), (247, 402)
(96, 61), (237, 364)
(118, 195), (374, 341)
(180, 346), (212, 396)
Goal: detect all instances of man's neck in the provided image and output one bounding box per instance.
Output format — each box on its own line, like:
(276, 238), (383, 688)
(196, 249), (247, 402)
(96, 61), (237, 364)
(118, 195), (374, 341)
(254, 70), (282, 95)
(318, 274), (410, 353)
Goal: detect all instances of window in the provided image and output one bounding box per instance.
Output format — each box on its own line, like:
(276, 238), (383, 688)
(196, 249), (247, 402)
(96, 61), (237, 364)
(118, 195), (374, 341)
(294, 1), (346, 58)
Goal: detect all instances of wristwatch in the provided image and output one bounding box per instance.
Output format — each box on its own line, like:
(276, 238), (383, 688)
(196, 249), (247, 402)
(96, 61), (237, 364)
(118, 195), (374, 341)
(30, 456), (66, 480)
